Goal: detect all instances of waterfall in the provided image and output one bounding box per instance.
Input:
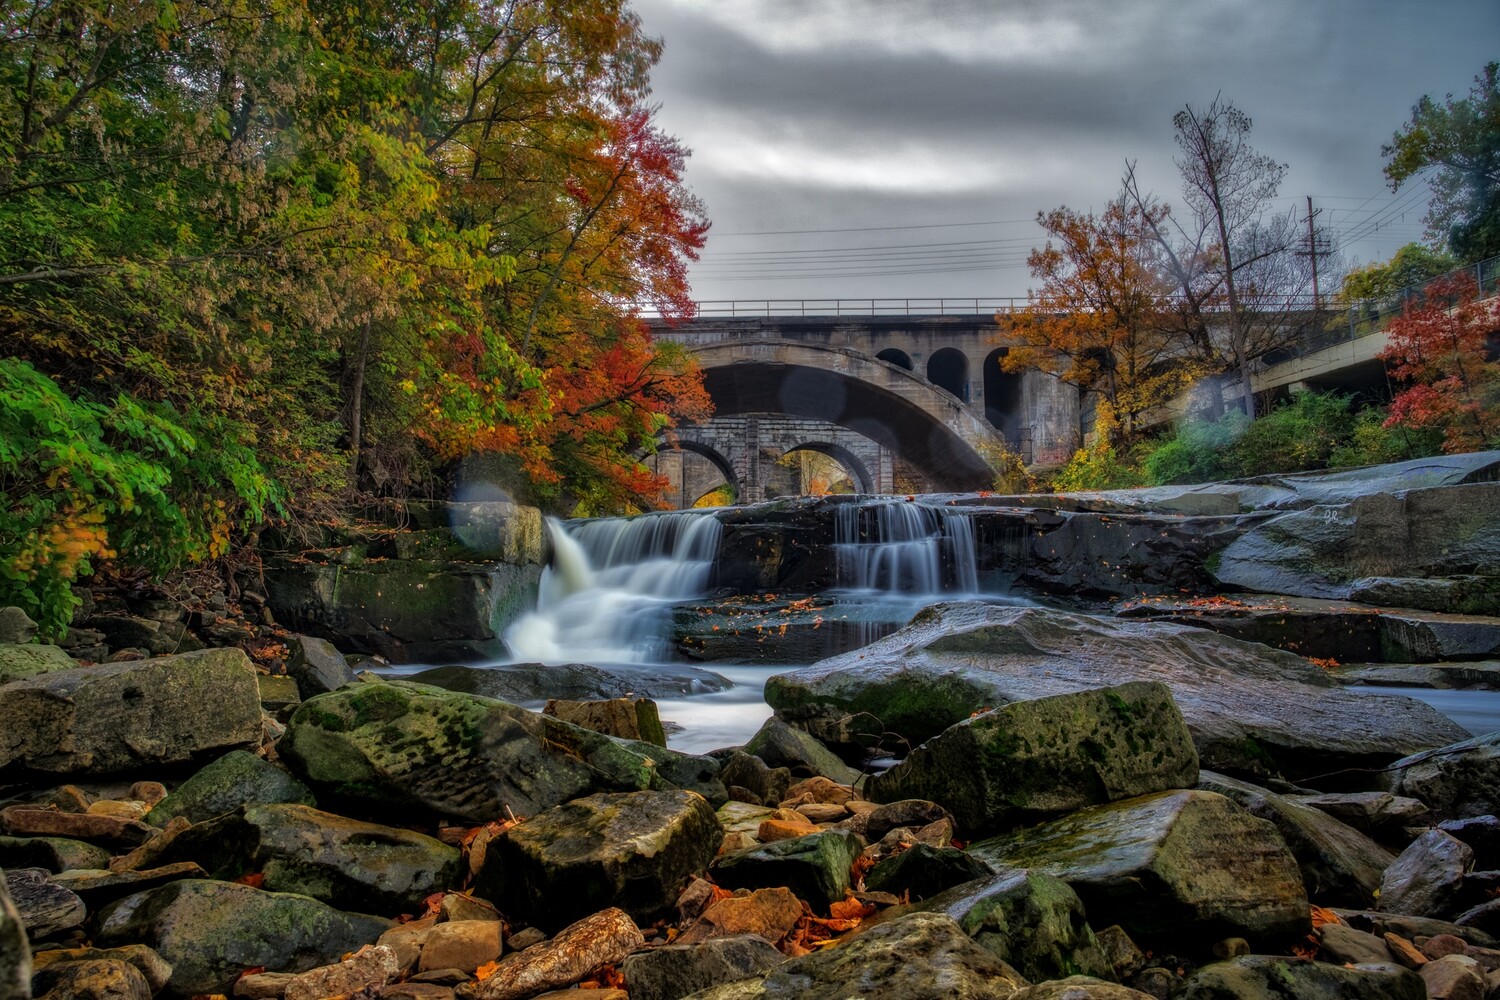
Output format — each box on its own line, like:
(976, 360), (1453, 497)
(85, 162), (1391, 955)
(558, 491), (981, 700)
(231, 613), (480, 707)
(505, 510), (722, 664)
(833, 500), (979, 595)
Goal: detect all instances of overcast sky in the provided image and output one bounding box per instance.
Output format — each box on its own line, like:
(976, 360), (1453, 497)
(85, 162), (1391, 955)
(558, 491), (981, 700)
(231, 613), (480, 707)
(630, 0), (1499, 306)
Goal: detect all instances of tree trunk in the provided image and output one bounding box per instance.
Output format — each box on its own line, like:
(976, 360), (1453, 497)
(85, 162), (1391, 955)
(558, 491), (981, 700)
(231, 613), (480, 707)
(347, 318), (373, 484)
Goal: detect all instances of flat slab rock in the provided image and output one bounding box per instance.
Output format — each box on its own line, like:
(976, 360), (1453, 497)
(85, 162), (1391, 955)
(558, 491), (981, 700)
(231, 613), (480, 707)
(765, 603), (1467, 781)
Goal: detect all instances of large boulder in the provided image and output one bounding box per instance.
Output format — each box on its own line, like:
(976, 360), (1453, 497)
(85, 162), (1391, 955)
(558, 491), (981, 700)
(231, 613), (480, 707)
(476, 790), (721, 932)
(677, 911), (1027, 1000)
(96, 880), (391, 997)
(1197, 771), (1394, 908)
(1381, 731), (1500, 821)
(0, 649), (262, 775)
(867, 681), (1198, 835)
(1174, 955), (1426, 1000)
(1379, 830), (1473, 920)
(765, 603), (1466, 781)
(918, 868), (1113, 982)
(0, 644), (75, 685)
(160, 803), (460, 913)
(283, 636), (357, 699)
(145, 750), (315, 826)
(969, 790), (1309, 948)
(458, 907), (644, 1000)
(1212, 480), (1500, 614)
(278, 680), (692, 822)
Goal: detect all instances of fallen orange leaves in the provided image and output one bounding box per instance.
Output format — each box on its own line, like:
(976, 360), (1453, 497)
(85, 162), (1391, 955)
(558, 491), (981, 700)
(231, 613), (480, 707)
(475, 959), (501, 981)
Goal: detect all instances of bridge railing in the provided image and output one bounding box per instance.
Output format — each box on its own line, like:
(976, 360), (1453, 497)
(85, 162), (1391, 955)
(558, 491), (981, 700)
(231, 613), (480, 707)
(646, 297), (1033, 318)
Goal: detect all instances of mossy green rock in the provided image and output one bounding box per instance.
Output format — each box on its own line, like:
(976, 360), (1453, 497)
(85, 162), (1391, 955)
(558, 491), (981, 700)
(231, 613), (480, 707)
(1174, 955), (1426, 1000)
(919, 868), (1112, 983)
(278, 680), (668, 822)
(863, 844), (992, 902)
(710, 829), (862, 908)
(0, 648), (262, 775)
(681, 911), (1028, 1000)
(146, 750), (315, 826)
(96, 879), (390, 997)
(868, 681), (1198, 835)
(0, 642), (75, 685)
(161, 803), (459, 913)
(0, 836), (111, 873)
(742, 718), (859, 785)
(969, 790), (1309, 949)
(478, 789), (721, 932)
(766, 603), (1465, 781)
(1198, 771), (1392, 908)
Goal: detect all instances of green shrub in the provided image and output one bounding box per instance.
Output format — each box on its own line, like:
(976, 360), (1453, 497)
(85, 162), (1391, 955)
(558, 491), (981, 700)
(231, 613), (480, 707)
(1329, 408), (1444, 468)
(1140, 412), (1248, 485)
(0, 360), (284, 634)
(1226, 392), (1355, 477)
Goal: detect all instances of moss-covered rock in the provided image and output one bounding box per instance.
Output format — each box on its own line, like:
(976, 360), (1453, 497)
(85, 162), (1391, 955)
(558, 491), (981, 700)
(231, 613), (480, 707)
(969, 790), (1309, 950)
(1198, 771), (1393, 908)
(478, 789), (721, 932)
(919, 868), (1112, 983)
(868, 681), (1198, 835)
(0, 648), (262, 775)
(146, 750), (315, 826)
(679, 911), (1027, 1000)
(161, 803), (459, 913)
(279, 680), (681, 823)
(1174, 955), (1426, 1000)
(96, 880), (391, 997)
(863, 845), (992, 902)
(0, 643), (75, 685)
(0, 836), (111, 874)
(710, 829), (862, 908)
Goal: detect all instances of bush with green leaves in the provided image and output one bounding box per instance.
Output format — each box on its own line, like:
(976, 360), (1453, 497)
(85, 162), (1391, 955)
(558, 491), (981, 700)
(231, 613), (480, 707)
(1140, 411), (1247, 485)
(0, 359), (283, 635)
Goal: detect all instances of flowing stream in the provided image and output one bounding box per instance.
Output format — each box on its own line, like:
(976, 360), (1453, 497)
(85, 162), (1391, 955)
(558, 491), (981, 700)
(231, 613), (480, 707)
(498, 502), (1500, 753)
(502, 499), (991, 751)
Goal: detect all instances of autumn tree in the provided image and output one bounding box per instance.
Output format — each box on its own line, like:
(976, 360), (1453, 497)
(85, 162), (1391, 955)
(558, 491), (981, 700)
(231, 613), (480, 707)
(1382, 273), (1500, 453)
(1125, 99), (1323, 416)
(1001, 195), (1195, 446)
(1384, 63), (1500, 262)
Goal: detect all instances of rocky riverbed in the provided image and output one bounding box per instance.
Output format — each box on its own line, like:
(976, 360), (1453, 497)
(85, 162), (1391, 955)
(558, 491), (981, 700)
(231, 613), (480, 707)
(3, 452), (1500, 999)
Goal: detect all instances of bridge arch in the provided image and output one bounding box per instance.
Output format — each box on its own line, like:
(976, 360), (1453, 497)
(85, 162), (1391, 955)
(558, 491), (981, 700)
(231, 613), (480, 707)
(778, 441), (875, 495)
(687, 341), (1000, 492)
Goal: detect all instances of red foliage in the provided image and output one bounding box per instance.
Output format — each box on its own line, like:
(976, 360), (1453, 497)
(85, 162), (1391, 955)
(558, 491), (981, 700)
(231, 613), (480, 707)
(1382, 274), (1500, 453)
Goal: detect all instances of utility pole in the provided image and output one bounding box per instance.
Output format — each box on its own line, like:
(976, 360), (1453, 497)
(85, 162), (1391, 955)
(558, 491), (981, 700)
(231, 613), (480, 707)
(1296, 196), (1333, 308)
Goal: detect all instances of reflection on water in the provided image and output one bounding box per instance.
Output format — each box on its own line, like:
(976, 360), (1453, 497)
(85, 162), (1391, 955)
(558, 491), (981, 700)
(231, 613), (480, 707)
(1349, 685), (1500, 737)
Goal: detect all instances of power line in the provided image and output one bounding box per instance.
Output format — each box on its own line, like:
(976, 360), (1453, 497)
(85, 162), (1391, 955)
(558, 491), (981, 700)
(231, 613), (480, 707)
(712, 218), (1037, 236)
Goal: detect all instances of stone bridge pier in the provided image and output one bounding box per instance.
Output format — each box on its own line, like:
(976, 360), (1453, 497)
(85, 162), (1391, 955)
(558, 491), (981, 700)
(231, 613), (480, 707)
(646, 415), (895, 506)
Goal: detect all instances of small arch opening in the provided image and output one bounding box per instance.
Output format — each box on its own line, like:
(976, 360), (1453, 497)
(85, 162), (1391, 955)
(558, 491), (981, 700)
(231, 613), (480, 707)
(765, 443), (872, 498)
(876, 348), (913, 371)
(983, 348), (1024, 446)
(926, 348), (968, 402)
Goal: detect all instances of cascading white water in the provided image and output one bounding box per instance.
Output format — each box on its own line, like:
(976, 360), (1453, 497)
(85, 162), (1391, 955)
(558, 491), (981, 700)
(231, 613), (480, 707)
(505, 510), (722, 664)
(833, 500), (979, 595)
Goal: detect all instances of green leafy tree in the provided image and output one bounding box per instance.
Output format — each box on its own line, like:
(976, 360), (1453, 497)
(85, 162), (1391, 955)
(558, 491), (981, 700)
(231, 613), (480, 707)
(1384, 63), (1500, 262)
(1341, 243), (1459, 301)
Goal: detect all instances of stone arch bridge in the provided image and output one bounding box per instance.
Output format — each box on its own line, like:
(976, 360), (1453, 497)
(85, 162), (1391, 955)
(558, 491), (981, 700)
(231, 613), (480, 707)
(645, 314), (1079, 505)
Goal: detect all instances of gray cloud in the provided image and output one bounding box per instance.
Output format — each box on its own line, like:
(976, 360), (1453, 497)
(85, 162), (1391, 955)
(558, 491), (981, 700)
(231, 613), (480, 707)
(634, 0), (1500, 301)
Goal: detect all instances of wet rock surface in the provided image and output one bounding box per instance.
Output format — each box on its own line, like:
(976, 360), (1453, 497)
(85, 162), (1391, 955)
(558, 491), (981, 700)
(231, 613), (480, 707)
(766, 603), (1465, 780)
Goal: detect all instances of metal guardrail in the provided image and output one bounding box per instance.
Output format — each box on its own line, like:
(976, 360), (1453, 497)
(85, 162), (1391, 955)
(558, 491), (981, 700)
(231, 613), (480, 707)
(637, 254), (1498, 323)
